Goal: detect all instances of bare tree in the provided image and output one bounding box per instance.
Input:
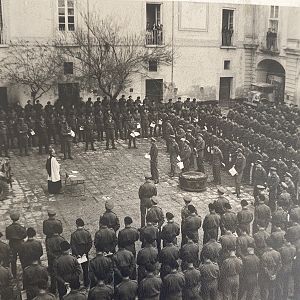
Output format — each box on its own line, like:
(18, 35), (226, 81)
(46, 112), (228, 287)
(56, 15), (173, 100)
(0, 41), (62, 103)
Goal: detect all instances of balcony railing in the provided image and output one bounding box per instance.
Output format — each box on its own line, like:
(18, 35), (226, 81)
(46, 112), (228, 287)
(145, 28), (164, 46)
(260, 32), (280, 54)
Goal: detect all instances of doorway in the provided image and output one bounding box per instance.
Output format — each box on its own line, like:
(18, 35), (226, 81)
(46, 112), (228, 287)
(219, 77), (232, 101)
(146, 79), (163, 102)
(58, 83), (80, 108)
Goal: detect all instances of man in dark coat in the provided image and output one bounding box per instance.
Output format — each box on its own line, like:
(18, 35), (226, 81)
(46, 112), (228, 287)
(233, 148), (246, 198)
(105, 114), (117, 150)
(202, 203), (220, 244)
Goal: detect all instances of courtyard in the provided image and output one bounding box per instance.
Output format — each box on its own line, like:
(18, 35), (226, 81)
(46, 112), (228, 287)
(0, 137), (254, 263)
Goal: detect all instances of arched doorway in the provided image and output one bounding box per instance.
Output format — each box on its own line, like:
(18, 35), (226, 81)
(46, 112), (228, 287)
(256, 59), (285, 103)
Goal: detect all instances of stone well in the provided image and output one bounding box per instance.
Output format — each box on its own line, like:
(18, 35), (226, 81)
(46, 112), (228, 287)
(179, 171), (208, 192)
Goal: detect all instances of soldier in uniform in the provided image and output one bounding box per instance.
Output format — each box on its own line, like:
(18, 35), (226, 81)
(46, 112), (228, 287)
(128, 116), (137, 149)
(199, 257), (220, 300)
(17, 117), (29, 156)
(118, 216), (139, 257)
(5, 211), (27, 278)
(138, 174), (157, 228)
(0, 255), (14, 300)
(237, 200), (253, 235)
(169, 135), (179, 177)
(114, 266), (138, 300)
(253, 198), (271, 234)
(53, 241), (82, 299)
(212, 145), (223, 185)
(105, 114), (117, 150)
(161, 212), (180, 247)
(214, 186), (229, 215)
(94, 217), (117, 254)
(182, 205), (202, 244)
(60, 116), (73, 160)
(202, 203), (220, 244)
(285, 172), (297, 205)
(36, 115), (49, 155)
(195, 133), (205, 173)
(267, 167), (280, 211)
(149, 137), (159, 184)
(43, 209), (63, 240)
(253, 160), (267, 204)
(70, 218), (92, 288)
(19, 227), (43, 269)
(233, 148), (246, 198)
(45, 223), (65, 294)
(84, 113), (96, 151)
(290, 160), (300, 203)
(0, 120), (9, 157)
(23, 256), (49, 300)
(220, 202), (237, 235)
(100, 200), (120, 232)
(95, 109), (105, 142)
(180, 140), (192, 173)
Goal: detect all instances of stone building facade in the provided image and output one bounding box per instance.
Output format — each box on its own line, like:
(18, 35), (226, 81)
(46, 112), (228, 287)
(0, 0), (299, 106)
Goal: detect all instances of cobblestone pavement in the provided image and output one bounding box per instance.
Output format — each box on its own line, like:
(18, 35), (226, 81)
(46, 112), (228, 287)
(0, 137), (254, 264)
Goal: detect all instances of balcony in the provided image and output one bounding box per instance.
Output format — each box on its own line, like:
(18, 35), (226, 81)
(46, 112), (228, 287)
(260, 32), (280, 55)
(145, 27), (164, 46)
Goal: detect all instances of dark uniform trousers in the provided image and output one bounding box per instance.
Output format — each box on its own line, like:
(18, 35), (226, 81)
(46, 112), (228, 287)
(150, 160), (159, 183)
(62, 136), (72, 159)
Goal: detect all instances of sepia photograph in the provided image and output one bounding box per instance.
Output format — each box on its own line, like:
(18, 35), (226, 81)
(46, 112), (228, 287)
(0, 0), (300, 299)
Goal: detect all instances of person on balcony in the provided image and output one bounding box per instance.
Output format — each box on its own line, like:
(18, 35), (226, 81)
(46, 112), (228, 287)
(271, 28), (277, 51)
(266, 28), (272, 50)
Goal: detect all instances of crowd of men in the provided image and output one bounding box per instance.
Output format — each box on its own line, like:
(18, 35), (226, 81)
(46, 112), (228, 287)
(1, 95), (300, 299)
(1, 171), (300, 300)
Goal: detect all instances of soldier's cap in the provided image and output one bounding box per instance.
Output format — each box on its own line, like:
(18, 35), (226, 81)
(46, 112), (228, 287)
(224, 202), (232, 210)
(285, 172), (293, 178)
(170, 134), (175, 139)
(188, 204), (196, 213)
(150, 137), (156, 142)
(105, 200), (114, 210)
(217, 186), (226, 194)
(60, 240), (71, 252)
(166, 212), (174, 219)
(27, 227), (36, 238)
(208, 203), (215, 210)
(151, 197), (158, 204)
(257, 185), (266, 190)
(183, 196), (192, 203)
(270, 167), (277, 171)
(124, 216), (133, 224)
(256, 160), (262, 164)
(47, 209), (56, 216)
(144, 173), (152, 180)
(76, 218), (84, 227)
(10, 211), (20, 221)
(281, 182), (288, 189)
(241, 200), (248, 207)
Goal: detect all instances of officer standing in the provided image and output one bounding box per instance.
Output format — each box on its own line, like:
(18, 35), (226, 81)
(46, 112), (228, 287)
(212, 145), (223, 185)
(195, 133), (205, 173)
(84, 113), (96, 151)
(138, 174), (157, 228)
(5, 211), (27, 278)
(182, 205), (202, 244)
(233, 148), (246, 198)
(214, 186), (229, 215)
(161, 212), (180, 247)
(267, 167), (280, 211)
(220, 203), (237, 235)
(253, 160), (267, 204)
(253, 198), (271, 234)
(94, 218), (117, 254)
(149, 137), (159, 184)
(237, 200), (253, 235)
(43, 209), (63, 240)
(100, 200), (120, 232)
(70, 218), (92, 288)
(17, 118), (29, 156)
(36, 115), (49, 155)
(105, 114), (117, 150)
(60, 116), (73, 160)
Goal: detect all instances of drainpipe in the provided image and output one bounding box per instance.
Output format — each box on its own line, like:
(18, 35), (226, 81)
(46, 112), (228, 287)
(171, 0), (174, 96)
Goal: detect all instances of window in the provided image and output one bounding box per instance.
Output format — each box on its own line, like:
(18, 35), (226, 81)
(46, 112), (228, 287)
(269, 5), (279, 32)
(222, 9), (234, 46)
(146, 3), (163, 45)
(64, 62), (73, 74)
(149, 60), (158, 72)
(58, 0), (75, 31)
(224, 60), (230, 70)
